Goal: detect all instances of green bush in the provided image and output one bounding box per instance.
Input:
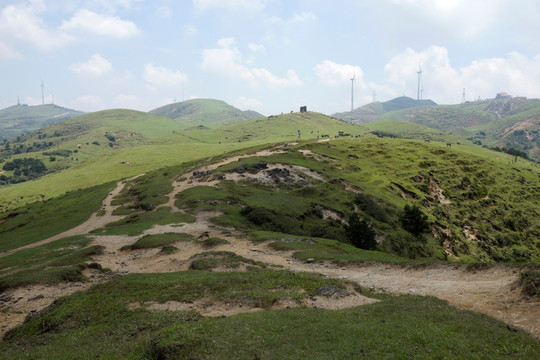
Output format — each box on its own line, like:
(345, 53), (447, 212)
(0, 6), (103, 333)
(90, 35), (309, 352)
(344, 213), (377, 250)
(400, 204), (429, 235)
(520, 270), (540, 297)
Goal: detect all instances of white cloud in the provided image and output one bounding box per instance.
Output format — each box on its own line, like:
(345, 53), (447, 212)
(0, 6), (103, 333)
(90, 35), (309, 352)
(92, 0), (144, 11)
(183, 24), (198, 35)
(154, 6), (172, 19)
(383, 46), (540, 103)
(0, 2), (74, 55)
(290, 12), (317, 23)
(60, 9), (140, 38)
(193, 0), (268, 12)
(387, 0), (508, 38)
(269, 11), (317, 25)
(314, 60), (365, 87)
(69, 54), (113, 77)
(201, 38), (302, 88)
(143, 64), (187, 86)
(0, 41), (22, 59)
(113, 94), (140, 109)
(234, 96), (264, 112)
(73, 95), (105, 111)
(248, 43), (265, 52)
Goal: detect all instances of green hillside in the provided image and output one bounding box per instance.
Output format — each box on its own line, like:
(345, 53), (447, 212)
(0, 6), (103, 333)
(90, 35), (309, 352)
(333, 96), (436, 123)
(149, 98), (264, 128)
(0, 111), (367, 211)
(0, 104), (85, 140)
(334, 97), (540, 161)
(0, 114), (539, 357)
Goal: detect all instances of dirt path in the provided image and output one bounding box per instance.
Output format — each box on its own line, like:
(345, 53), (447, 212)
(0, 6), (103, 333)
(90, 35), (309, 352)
(0, 147), (538, 340)
(0, 175), (142, 258)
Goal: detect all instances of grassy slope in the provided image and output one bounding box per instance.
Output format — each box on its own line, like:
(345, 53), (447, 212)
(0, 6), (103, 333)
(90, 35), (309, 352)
(0, 271), (538, 359)
(0, 136), (539, 357)
(0, 104), (85, 140)
(0, 111), (366, 211)
(169, 138), (539, 263)
(379, 100), (540, 160)
(149, 98), (263, 128)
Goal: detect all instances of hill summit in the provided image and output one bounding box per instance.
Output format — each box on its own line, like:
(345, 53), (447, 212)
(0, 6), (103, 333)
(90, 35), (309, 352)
(0, 104), (85, 140)
(149, 98), (263, 128)
(333, 96), (437, 123)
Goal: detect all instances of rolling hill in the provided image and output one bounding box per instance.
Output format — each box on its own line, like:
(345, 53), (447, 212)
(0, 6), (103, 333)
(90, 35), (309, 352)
(333, 96), (436, 123)
(0, 103), (539, 357)
(0, 110), (368, 210)
(149, 98), (264, 128)
(0, 104), (85, 140)
(335, 97), (540, 161)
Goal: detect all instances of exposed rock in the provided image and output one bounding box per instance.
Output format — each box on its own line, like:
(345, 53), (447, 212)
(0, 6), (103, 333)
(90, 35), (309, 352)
(315, 286), (350, 297)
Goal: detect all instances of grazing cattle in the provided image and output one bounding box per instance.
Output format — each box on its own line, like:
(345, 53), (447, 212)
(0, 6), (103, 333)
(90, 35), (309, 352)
(446, 142), (452, 147)
(424, 139), (430, 143)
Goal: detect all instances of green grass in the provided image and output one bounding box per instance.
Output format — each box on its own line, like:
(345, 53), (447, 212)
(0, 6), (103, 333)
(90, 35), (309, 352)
(268, 236), (415, 265)
(93, 206), (195, 236)
(0, 182), (115, 253)
(120, 233), (195, 250)
(1, 270), (537, 359)
(149, 98), (262, 127)
(0, 235), (103, 291)
(188, 251), (267, 270)
(200, 237), (229, 248)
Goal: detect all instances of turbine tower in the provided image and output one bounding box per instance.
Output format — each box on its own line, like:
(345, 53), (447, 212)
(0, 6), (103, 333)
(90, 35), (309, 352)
(350, 72), (355, 112)
(40, 80), (45, 105)
(416, 67), (423, 101)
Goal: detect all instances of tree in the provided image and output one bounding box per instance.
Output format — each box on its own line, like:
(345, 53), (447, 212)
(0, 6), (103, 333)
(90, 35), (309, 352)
(400, 204), (429, 235)
(344, 213), (377, 250)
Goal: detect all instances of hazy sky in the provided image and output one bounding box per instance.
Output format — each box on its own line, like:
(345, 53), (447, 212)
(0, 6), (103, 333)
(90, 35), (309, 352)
(1, 0), (540, 115)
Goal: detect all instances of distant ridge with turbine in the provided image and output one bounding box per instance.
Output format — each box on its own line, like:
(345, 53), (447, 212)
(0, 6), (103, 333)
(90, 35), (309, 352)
(332, 96), (436, 123)
(0, 103), (85, 140)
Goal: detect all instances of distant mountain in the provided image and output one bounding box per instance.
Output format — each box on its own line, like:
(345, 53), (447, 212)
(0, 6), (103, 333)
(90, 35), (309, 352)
(149, 99), (264, 128)
(379, 99), (540, 161)
(0, 104), (85, 140)
(333, 97), (437, 123)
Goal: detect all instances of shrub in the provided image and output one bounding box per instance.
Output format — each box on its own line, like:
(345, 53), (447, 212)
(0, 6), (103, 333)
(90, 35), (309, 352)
(520, 270), (540, 297)
(400, 204), (429, 235)
(353, 193), (390, 223)
(344, 213), (377, 250)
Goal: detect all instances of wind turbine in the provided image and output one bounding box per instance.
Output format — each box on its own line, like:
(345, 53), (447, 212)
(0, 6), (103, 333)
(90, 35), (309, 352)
(416, 66), (423, 101)
(40, 80), (45, 105)
(350, 72), (356, 112)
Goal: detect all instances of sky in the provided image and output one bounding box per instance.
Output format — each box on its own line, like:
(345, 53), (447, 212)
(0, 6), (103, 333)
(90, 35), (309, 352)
(1, 0), (540, 116)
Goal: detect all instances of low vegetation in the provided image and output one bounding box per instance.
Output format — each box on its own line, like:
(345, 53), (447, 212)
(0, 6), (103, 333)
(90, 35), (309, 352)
(1, 270), (537, 359)
(0, 236), (104, 291)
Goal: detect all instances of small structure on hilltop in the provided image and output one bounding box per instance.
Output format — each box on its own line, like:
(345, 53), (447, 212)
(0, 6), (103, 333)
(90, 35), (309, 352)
(495, 92), (512, 100)
(300, 106), (307, 113)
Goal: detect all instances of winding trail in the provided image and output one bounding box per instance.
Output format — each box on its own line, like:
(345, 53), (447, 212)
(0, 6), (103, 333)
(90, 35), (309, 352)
(0, 175), (142, 258)
(0, 146), (538, 340)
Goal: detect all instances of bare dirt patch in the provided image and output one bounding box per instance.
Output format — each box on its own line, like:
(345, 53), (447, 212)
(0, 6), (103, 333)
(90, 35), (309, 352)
(127, 289), (378, 318)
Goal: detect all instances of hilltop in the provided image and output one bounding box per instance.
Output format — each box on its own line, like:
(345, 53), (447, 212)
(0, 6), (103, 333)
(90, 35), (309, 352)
(379, 98), (540, 161)
(333, 96), (436, 123)
(0, 110), (366, 210)
(0, 104), (85, 140)
(149, 98), (264, 128)
(334, 97), (540, 161)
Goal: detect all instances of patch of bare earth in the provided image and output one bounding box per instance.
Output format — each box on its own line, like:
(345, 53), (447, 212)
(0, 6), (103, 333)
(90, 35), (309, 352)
(127, 287), (377, 318)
